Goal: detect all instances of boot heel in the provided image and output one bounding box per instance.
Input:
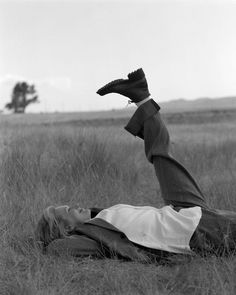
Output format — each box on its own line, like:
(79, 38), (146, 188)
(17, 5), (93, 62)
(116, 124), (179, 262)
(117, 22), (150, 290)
(127, 68), (145, 81)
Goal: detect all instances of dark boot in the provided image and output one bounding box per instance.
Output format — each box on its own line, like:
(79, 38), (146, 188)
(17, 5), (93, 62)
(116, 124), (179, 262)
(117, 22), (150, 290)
(96, 68), (150, 103)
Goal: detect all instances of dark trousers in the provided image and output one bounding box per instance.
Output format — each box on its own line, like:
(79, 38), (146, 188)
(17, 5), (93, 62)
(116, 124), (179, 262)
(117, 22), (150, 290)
(125, 99), (207, 209)
(125, 99), (236, 255)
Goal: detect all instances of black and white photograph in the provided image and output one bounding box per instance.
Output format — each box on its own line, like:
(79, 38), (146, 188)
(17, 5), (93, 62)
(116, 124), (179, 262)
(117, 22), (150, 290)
(1, 0), (236, 294)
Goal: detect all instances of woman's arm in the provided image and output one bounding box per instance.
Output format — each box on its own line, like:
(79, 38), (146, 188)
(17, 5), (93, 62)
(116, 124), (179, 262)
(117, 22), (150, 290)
(46, 235), (103, 257)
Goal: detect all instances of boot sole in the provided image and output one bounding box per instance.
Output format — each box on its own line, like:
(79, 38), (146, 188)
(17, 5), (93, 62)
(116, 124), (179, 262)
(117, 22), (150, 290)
(127, 68), (145, 81)
(97, 68), (145, 96)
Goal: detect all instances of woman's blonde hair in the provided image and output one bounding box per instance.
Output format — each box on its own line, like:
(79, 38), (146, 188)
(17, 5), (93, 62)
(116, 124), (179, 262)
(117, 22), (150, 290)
(35, 206), (68, 248)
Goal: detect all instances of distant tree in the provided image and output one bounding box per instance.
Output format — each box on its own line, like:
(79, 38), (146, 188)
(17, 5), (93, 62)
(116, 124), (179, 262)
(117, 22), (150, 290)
(5, 82), (39, 113)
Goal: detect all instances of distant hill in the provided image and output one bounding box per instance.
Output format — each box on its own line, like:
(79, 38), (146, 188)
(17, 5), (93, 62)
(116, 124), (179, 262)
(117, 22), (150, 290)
(101, 96), (236, 116)
(92, 96), (236, 118)
(1, 96), (236, 127)
(160, 96), (236, 113)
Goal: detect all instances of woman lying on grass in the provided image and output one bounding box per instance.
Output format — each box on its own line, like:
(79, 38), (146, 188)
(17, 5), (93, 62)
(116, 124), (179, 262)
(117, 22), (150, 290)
(35, 68), (236, 263)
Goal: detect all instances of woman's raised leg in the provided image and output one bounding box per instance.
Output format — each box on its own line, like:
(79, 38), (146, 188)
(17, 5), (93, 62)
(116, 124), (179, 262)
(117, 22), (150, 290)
(97, 68), (208, 208)
(125, 99), (208, 208)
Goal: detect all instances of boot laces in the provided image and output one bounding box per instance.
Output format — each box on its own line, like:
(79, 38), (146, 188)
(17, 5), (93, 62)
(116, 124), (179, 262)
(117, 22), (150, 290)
(125, 100), (134, 107)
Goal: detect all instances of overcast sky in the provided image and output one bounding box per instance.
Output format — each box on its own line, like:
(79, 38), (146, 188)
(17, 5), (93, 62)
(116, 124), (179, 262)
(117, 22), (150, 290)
(1, 0), (236, 112)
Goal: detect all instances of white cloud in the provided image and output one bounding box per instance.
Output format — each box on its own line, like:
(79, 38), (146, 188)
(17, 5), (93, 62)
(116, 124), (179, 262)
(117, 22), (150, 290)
(0, 74), (28, 84)
(37, 77), (72, 91)
(0, 74), (73, 111)
(0, 74), (72, 91)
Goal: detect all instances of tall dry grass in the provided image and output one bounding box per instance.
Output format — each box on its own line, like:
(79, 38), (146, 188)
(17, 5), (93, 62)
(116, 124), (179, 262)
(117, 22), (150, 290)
(1, 115), (236, 294)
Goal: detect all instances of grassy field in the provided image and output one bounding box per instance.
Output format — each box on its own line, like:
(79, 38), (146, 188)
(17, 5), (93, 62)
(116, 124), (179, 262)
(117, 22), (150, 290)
(1, 108), (236, 294)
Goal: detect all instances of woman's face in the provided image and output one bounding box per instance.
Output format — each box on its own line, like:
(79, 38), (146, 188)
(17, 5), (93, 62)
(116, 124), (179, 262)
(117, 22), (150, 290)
(54, 205), (91, 229)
